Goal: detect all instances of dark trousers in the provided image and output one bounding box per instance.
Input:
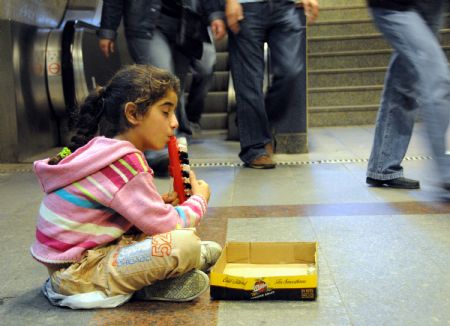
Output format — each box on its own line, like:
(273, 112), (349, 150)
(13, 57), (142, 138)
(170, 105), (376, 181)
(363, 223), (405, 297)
(186, 42), (216, 123)
(228, 0), (305, 163)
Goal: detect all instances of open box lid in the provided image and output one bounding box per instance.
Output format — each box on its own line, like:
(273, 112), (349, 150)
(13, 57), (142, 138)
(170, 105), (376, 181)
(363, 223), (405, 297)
(222, 242), (317, 264)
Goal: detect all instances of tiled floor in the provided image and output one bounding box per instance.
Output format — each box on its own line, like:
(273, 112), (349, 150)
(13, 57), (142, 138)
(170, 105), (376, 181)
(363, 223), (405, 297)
(0, 124), (449, 326)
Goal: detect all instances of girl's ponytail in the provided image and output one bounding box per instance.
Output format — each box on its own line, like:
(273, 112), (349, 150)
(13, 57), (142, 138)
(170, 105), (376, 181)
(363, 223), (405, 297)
(48, 87), (106, 165)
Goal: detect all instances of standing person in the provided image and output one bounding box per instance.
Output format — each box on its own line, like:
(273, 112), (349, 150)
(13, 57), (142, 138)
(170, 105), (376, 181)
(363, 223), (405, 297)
(365, 0), (450, 191)
(222, 0), (319, 169)
(31, 65), (222, 309)
(98, 0), (226, 176)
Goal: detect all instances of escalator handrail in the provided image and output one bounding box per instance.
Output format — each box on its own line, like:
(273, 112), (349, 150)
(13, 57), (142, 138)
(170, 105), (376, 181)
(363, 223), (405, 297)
(74, 20), (99, 30)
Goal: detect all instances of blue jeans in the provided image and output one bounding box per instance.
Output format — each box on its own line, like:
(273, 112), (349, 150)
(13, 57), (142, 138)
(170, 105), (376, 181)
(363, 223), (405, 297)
(127, 16), (193, 163)
(126, 16), (192, 135)
(227, 0), (305, 164)
(367, 1), (450, 184)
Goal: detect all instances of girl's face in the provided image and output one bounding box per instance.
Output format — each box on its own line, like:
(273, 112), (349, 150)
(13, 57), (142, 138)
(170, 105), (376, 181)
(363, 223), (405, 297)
(125, 89), (179, 151)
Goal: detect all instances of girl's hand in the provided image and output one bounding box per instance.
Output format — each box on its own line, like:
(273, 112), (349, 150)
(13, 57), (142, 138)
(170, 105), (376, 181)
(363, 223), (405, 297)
(161, 191), (179, 206)
(189, 170), (211, 203)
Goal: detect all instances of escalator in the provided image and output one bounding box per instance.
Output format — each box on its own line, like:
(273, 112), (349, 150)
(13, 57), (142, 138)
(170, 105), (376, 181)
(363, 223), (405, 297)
(46, 19), (122, 145)
(0, 0), (123, 162)
(0, 0), (307, 163)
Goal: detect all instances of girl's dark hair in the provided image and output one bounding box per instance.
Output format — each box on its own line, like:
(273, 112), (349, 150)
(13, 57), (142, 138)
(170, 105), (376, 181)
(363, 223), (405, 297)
(48, 64), (180, 165)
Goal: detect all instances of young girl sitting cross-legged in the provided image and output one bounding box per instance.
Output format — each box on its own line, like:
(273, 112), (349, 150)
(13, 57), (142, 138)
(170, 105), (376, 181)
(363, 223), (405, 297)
(30, 64), (222, 309)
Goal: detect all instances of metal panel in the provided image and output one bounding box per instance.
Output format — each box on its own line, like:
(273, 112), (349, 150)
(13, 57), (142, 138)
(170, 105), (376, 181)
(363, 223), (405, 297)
(0, 20), (19, 162)
(0, 0), (130, 162)
(0, 0), (68, 28)
(46, 29), (65, 116)
(9, 20), (59, 162)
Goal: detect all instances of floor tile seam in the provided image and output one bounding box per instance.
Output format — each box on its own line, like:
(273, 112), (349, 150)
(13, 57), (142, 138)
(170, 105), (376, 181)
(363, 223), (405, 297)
(316, 249), (354, 326)
(317, 253), (356, 326)
(304, 214), (354, 325)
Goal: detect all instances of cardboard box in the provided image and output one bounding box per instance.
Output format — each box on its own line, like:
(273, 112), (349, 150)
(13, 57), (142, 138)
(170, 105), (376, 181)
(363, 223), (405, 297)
(210, 242), (318, 300)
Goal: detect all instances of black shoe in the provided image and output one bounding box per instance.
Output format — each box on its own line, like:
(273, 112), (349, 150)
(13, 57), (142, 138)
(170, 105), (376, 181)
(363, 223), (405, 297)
(442, 183), (450, 191)
(366, 177), (420, 189)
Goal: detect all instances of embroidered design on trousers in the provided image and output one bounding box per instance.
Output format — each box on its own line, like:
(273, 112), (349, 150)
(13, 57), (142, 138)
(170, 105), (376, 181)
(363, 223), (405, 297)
(151, 233), (173, 257)
(113, 238), (153, 266)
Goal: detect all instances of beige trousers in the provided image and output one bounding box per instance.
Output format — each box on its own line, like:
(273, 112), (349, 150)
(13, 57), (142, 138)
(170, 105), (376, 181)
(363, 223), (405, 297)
(50, 229), (201, 296)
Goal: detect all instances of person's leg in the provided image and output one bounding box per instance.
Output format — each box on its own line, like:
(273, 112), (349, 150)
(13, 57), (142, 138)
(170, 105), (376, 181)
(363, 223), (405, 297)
(366, 51), (418, 182)
(126, 31), (175, 70)
(227, 2), (273, 165)
(368, 7), (450, 185)
(156, 15), (194, 136)
(186, 42), (216, 126)
(126, 30), (188, 175)
(413, 0), (450, 186)
(415, 0), (446, 35)
(51, 230), (203, 297)
(172, 47), (193, 136)
(265, 1), (305, 135)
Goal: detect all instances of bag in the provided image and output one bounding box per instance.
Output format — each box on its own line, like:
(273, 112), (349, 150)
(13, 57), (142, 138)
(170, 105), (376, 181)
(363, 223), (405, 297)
(176, 5), (204, 60)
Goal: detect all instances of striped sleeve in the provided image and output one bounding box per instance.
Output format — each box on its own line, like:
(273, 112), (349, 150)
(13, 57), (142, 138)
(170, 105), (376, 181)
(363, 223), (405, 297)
(98, 152), (151, 191)
(174, 195), (207, 229)
(110, 172), (208, 235)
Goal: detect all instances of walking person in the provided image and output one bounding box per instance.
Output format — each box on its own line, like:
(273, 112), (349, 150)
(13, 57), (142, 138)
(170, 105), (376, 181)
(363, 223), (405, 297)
(365, 0), (450, 191)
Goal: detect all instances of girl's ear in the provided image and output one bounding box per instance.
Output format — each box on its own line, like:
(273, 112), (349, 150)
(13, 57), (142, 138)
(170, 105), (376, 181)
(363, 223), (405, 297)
(124, 102), (140, 125)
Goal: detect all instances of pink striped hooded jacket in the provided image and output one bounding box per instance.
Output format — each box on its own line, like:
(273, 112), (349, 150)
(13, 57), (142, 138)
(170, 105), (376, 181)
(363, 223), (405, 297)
(30, 136), (207, 265)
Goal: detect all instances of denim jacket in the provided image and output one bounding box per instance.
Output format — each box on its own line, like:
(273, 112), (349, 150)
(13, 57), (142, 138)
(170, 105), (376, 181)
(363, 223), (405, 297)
(99, 0), (223, 40)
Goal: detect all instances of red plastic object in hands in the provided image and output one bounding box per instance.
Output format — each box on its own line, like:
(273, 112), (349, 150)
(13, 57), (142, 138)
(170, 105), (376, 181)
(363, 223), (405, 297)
(168, 136), (192, 204)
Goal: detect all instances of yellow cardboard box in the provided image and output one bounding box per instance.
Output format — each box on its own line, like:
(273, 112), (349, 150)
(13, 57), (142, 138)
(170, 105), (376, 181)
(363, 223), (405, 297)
(210, 242), (318, 300)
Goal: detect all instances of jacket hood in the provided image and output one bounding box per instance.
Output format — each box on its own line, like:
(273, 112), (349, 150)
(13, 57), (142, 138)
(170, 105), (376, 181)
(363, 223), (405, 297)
(34, 137), (141, 193)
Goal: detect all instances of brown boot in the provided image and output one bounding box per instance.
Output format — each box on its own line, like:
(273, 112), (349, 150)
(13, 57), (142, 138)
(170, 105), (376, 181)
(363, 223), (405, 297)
(265, 143), (274, 157)
(245, 155), (276, 169)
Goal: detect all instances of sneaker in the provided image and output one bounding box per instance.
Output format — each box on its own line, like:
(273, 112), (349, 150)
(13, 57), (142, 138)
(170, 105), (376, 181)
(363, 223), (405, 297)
(134, 269), (209, 302)
(199, 241), (222, 272)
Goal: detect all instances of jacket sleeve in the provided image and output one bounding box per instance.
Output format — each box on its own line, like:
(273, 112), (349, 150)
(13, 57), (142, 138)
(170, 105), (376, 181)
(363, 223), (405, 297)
(109, 172), (207, 235)
(98, 0), (124, 40)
